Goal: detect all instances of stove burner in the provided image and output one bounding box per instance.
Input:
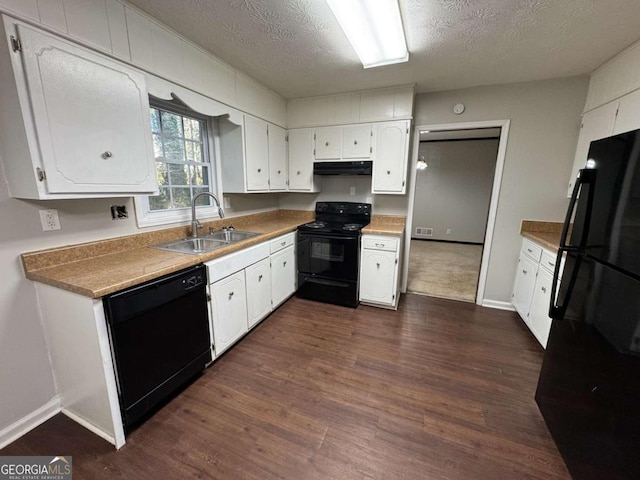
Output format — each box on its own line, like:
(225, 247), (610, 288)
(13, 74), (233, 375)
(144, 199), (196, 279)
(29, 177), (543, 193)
(304, 221), (327, 229)
(343, 223), (363, 231)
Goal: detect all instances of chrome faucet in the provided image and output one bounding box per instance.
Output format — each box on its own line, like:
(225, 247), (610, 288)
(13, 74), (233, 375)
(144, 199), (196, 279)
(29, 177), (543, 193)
(191, 192), (225, 238)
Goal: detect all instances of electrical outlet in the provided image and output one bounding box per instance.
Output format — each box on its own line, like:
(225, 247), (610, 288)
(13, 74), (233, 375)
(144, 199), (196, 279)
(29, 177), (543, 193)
(224, 197), (231, 209)
(39, 209), (61, 231)
(446, 228), (452, 235)
(110, 205), (128, 220)
(349, 186), (356, 196)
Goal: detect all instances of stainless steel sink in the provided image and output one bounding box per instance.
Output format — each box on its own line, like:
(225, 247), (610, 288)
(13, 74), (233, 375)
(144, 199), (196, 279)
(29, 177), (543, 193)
(151, 231), (260, 255)
(151, 237), (229, 255)
(205, 230), (260, 242)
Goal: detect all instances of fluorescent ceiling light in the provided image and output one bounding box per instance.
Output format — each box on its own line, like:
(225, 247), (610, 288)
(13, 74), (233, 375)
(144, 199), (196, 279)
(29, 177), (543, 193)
(326, 0), (408, 69)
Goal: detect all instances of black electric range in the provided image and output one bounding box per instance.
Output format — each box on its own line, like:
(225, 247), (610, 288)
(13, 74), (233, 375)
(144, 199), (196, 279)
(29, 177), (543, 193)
(296, 202), (371, 308)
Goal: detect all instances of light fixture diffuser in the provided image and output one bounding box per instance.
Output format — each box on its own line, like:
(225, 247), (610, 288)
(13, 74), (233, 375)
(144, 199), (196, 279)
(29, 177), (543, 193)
(326, 0), (408, 69)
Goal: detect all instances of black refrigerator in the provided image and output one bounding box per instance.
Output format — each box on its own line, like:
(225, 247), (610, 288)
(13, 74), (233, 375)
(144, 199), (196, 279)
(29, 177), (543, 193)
(535, 129), (640, 479)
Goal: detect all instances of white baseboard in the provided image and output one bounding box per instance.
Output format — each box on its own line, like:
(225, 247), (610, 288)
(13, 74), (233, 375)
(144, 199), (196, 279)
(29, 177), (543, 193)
(0, 396), (60, 450)
(482, 299), (516, 311)
(61, 409), (117, 448)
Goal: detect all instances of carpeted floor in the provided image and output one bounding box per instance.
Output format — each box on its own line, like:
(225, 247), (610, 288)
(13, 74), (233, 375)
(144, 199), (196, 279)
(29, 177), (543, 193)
(407, 239), (483, 303)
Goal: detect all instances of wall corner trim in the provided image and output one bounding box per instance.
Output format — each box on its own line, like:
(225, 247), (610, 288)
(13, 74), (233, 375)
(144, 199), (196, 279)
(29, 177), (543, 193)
(0, 396), (61, 450)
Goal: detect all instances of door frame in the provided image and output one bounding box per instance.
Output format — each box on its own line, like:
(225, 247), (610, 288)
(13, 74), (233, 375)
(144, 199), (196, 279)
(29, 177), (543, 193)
(402, 119), (511, 305)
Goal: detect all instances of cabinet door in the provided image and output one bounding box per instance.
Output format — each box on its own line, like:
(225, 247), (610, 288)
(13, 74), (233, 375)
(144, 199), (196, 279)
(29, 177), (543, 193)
(315, 126), (342, 159)
(210, 271), (248, 354)
(372, 121), (409, 194)
(613, 89), (640, 136)
(360, 249), (397, 305)
(244, 115), (269, 191)
(528, 268), (553, 348)
(245, 259), (272, 329)
(271, 246), (296, 308)
(17, 24), (156, 194)
(512, 254), (538, 320)
(288, 129), (317, 191)
(342, 124), (372, 159)
(567, 101), (618, 196)
(268, 124), (288, 191)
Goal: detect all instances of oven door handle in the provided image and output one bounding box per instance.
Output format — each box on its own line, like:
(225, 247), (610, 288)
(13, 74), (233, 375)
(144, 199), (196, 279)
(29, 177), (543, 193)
(302, 276), (351, 288)
(298, 233), (359, 242)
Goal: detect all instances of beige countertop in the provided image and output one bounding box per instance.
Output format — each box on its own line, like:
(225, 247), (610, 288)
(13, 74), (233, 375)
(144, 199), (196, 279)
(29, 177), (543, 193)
(362, 215), (406, 236)
(520, 220), (564, 252)
(22, 210), (312, 298)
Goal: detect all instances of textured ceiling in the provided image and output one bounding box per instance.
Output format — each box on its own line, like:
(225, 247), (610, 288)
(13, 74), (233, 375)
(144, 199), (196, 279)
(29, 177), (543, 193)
(125, 0), (640, 99)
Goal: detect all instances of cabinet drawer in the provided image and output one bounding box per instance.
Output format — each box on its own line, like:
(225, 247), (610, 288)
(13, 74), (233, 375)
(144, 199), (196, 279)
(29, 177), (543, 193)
(540, 250), (558, 273)
(362, 236), (398, 252)
(270, 232), (295, 254)
(206, 242), (270, 284)
(521, 239), (542, 262)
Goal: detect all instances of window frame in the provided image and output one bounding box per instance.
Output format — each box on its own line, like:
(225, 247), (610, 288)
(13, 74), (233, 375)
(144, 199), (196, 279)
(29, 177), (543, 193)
(134, 99), (221, 228)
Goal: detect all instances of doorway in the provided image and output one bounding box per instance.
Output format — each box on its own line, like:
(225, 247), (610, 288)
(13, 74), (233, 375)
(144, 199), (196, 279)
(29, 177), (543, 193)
(402, 120), (510, 305)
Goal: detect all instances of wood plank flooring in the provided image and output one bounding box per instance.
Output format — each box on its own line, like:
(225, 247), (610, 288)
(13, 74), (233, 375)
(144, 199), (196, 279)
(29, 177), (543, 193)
(1, 294), (570, 479)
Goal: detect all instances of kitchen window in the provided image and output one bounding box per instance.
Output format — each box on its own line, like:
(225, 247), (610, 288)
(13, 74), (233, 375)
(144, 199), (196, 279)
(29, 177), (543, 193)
(134, 100), (220, 227)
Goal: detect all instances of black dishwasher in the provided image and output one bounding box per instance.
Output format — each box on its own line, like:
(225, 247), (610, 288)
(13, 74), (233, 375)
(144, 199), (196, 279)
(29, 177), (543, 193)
(103, 264), (211, 431)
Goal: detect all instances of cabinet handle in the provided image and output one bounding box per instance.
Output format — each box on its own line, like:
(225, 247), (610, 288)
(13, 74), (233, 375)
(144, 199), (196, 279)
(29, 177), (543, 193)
(387, 170), (391, 174)
(541, 286), (547, 293)
(325, 141), (329, 146)
(277, 170), (281, 174)
(281, 241), (286, 246)
(102, 151), (113, 159)
(548, 261), (554, 267)
(354, 140), (358, 145)
(257, 168), (262, 173)
(258, 274), (263, 281)
(375, 243), (384, 247)
(522, 270), (527, 275)
(376, 262), (380, 268)
(228, 291), (234, 298)
(297, 170), (301, 175)
(527, 248), (533, 253)
(283, 261), (287, 267)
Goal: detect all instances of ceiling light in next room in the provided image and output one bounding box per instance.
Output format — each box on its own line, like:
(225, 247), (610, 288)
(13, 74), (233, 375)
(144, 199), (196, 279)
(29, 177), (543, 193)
(326, 0), (408, 69)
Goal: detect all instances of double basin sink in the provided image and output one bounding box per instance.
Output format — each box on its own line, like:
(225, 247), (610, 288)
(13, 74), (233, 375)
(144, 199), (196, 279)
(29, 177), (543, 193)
(152, 230), (260, 255)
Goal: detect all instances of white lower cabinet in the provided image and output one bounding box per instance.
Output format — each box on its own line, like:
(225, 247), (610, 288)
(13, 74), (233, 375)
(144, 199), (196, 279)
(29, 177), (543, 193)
(210, 270), (248, 354)
(206, 232), (296, 356)
(528, 267), (553, 348)
(359, 234), (401, 309)
(245, 257), (272, 328)
(511, 238), (560, 348)
(270, 232), (296, 308)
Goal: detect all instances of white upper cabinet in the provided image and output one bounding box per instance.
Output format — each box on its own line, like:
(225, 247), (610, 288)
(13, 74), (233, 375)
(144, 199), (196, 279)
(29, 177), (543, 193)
(342, 124), (373, 159)
(287, 128), (320, 192)
(372, 120), (410, 194)
(612, 88), (640, 136)
(314, 126), (342, 159)
(244, 115), (270, 191)
(0, 20), (157, 198)
(567, 101), (618, 197)
(219, 114), (289, 193)
(268, 124), (287, 191)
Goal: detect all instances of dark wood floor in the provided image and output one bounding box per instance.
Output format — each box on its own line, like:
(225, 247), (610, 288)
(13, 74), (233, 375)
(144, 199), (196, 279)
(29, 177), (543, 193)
(2, 294), (570, 479)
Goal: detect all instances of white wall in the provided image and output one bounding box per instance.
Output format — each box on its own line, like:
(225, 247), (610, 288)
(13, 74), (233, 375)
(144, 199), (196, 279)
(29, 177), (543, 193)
(412, 76), (589, 302)
(279, 177), (408, 215)
(412, 139), (498, 243)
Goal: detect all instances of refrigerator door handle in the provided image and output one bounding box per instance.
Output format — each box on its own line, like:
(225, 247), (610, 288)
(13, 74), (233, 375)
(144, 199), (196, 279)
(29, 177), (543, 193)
(551, 169), (596, 320)
(550, 253), (582, 320)
(559, 168), (597, 251)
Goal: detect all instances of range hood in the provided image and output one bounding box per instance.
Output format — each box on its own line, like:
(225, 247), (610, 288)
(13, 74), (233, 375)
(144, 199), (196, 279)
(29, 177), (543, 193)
(313, 161), (372, 176)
